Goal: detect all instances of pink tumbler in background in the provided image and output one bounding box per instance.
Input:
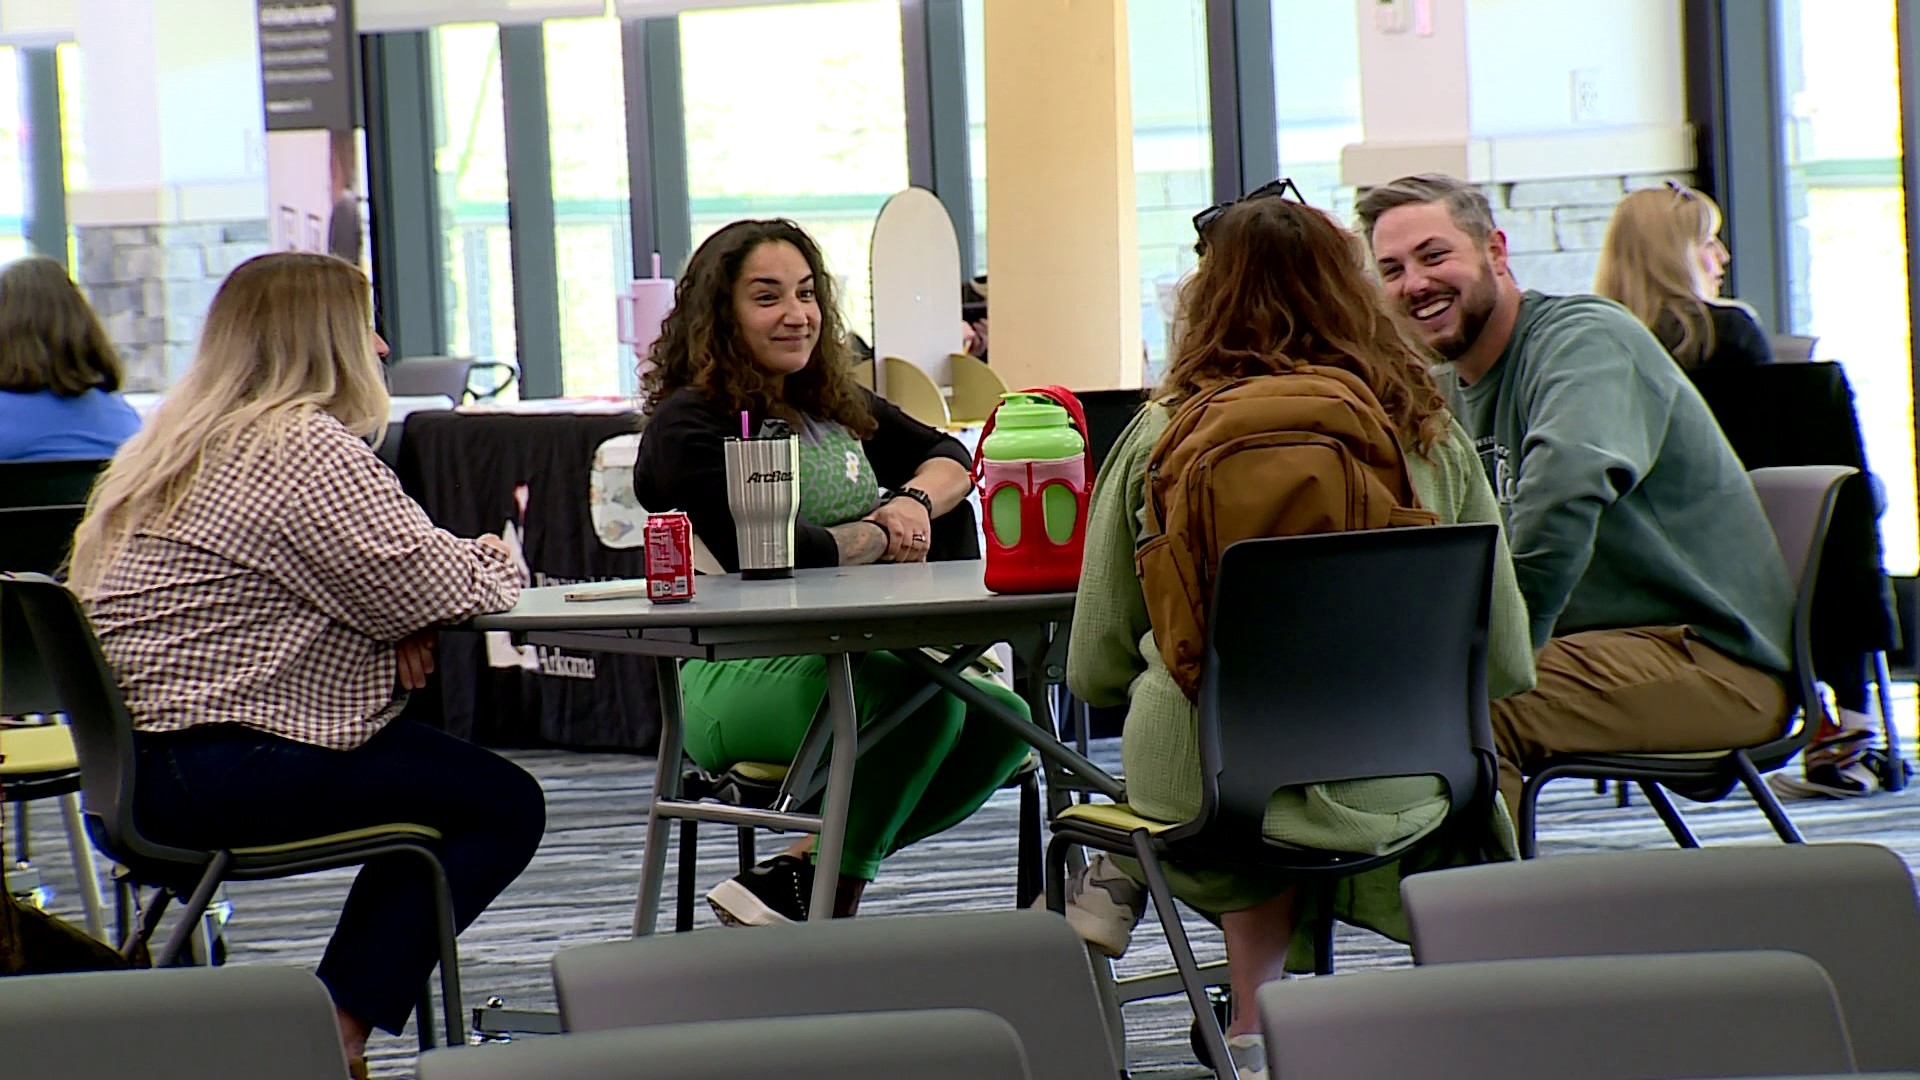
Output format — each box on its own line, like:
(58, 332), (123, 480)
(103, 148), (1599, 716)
(619, 252), (676, 386)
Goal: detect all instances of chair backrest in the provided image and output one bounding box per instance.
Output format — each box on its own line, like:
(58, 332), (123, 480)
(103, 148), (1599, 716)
(881, 356), (951, 428)
(1401, 843), (1920, 1071)
(1770, 333), (1818, 363)
(0, 965), (350, 1080)
(0, 574), (204, 869)
(1258, 951), (1854, 1080)
(0, 504), (87, 575)
(551, 911), (1117, 1080)
(948, 352), (1009, 424)
(0, 459), (109, 510)
(388, 356), (518, 402)
(1194, 525), (1497, 850)
(419, 1009), (1031, 1080)
(1748, 465), (1854, 746)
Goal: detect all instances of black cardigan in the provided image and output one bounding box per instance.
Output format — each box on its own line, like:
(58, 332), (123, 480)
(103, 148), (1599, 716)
(1655, 302), (1773, 374)
(633, 387), (974, 572)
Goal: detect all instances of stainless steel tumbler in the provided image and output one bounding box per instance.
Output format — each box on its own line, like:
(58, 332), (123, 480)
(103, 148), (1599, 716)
(722, 435), (801, 578)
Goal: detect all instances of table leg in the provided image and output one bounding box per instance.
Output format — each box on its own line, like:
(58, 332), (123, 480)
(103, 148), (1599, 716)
(632, 656), (686, 937)
(809, 652), (860, 922)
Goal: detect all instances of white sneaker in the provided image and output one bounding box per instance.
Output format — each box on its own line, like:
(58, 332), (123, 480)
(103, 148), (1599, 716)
(1063, 853), (1148, 958)
(1227, 1033), (1269, 1079)
(1769, 728), (1885, 800)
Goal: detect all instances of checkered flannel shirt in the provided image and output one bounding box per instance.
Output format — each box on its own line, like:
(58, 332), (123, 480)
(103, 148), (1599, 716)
(83, 410), (525, 750)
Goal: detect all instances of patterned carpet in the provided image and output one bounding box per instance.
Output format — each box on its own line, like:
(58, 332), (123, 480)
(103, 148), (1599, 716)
(17, 693), (1920, 1079)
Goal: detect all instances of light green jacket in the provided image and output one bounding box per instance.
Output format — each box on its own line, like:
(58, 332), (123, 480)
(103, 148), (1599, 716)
(1066, 402), (1529, 935)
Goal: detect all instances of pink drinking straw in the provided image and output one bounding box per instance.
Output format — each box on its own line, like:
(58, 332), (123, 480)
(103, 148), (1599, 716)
(740, 410), (751, 440)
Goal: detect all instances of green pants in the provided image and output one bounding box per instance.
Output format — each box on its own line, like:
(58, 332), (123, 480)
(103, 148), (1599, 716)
(680, 651), (1034, 880)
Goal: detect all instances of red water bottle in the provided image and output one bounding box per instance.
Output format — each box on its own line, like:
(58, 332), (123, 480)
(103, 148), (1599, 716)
(972, 388), (1093, 594)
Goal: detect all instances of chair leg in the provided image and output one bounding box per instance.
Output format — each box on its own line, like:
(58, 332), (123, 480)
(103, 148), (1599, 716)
(1615, 780), (1631, 808)
(676, 819), (698, 934)
(1044, 832), (1074, 914)
(56, 793), (107, 941)
(1016, 768), (1042, 909)
(154, 853), (230, 968)
(1733, 752), (1805, 844)
(414, 849), (465, 1051)
(1313, 884), (1335, 977)
(417, 983), (438, 1051)
(1131, 830), (1237, 1079)
(1517, 774), (1547, 859)
(1873, 652), (1907, 793)
(123, 884), (171, 960)
(1638, 783), (1701, 849)
(735, 826), (756, 875)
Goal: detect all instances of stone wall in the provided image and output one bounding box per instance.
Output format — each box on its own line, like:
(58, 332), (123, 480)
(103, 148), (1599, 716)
(75, 221), (272, 391)
(1490, 172), (1696, 295)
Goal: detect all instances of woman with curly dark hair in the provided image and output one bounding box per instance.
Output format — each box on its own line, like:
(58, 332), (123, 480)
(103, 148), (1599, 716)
(634, 219), (1031, 926)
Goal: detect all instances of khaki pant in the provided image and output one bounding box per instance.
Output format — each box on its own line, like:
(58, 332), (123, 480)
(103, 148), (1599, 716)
(1490, 626), (1790, 816)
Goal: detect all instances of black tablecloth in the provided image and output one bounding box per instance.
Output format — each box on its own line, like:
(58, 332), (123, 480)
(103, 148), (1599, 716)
(397, 410), (660, 752)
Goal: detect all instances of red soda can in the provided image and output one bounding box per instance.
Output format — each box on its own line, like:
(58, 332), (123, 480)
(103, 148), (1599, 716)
(644, 511), (694, 603)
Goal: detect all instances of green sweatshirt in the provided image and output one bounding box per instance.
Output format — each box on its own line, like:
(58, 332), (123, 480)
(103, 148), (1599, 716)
(1443, 291), (1793, 673)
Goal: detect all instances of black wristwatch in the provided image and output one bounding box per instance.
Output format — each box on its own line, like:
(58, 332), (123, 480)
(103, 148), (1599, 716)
(885, 486), (934, 517)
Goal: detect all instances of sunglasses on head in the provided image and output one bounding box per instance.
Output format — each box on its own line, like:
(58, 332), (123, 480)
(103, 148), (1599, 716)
(1192, 177), (1307, 253)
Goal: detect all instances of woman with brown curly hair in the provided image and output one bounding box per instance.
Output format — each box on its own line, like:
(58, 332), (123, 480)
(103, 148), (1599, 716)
(1063, 194), (1533, 1071)
(634, 219), (1031, 926)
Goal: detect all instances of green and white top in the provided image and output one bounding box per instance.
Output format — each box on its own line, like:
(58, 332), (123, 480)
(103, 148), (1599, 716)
(795, 415), (884, 527)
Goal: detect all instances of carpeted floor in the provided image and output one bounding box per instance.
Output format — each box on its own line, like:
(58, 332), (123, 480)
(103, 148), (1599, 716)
(17, 693), (1920, 1078)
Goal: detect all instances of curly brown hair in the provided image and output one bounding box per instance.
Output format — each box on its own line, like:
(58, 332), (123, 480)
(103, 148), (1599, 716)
(1160, 197), (1451, 457)
(640, 219), (874, 437)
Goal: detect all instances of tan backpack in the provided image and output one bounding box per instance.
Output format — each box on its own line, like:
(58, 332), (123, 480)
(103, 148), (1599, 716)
(1136, 366), (1438, 697)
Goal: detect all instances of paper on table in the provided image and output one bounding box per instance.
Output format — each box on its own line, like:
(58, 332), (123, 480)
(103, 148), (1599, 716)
(563, 580), (655, 602)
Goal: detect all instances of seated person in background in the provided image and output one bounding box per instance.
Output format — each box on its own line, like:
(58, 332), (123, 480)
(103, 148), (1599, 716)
(1598, 182), (1890, 797)
(1594, 182), (1771, 373)
(634, 218), (1031, 926)
(1066, 195), (1535, 1068)
(1358, 173), (1795, 817)
(0, 256), (142, 461)
(68, 252), (543, 1073)
(961, 274), (989, 361)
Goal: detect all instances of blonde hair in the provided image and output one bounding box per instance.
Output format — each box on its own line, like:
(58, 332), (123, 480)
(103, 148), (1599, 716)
(1593, 184), (1724, 368)
(68, 253), (387, 595)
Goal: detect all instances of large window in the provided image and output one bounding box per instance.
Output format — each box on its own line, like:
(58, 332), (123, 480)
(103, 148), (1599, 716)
(1777, 0), (1914, 574)
(0, 48), (27, 263)
(1129, 0), (1212, 381)
(432, 24), (518, 374)
(679, 0), (908, 343)
(545, 17), (633, 398)
(1272, 1), (1362, 215)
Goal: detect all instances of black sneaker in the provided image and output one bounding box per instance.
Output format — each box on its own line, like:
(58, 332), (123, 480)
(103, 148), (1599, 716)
(707, 855), (813, 927)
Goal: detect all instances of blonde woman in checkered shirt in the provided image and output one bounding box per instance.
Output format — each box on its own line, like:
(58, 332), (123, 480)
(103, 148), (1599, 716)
(68, 252), (544, 1070)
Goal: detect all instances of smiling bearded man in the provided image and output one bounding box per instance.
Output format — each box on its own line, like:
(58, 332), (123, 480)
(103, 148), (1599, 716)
(1354, 173), (1797, 825)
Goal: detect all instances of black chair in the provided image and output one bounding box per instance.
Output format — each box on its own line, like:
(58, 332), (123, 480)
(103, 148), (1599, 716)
(0, 459), (109, 938)
(0, 574), (465, 1049)
(1515, 466), (1853, 856)
(1693, 361), (1906, 789)
(1044, 525), (1502, 1076)
(0, 459), (107, 576)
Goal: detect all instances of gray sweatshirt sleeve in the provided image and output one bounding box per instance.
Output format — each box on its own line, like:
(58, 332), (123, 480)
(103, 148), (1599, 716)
(1508, 313), (1675, 646)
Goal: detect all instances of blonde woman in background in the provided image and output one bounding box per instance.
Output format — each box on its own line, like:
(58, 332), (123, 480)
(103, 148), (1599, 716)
(1594, 182), (1772, 373)
(1600, 182), (1898, 800)
(69, 252), (542, 1076)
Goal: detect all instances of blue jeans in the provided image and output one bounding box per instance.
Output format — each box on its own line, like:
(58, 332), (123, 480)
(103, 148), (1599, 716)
(131, 720), (546, 1035)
